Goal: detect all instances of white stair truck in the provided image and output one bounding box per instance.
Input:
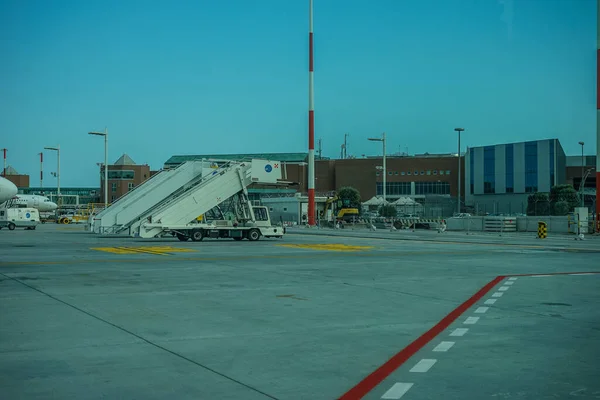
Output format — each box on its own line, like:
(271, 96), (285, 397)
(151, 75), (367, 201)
(134, 159), (285, 241)
(0, 207), (40, 230)
(90, 160), (217, 234)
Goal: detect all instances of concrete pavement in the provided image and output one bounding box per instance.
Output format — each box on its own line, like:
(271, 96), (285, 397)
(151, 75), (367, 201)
(1, 224), (598, 399)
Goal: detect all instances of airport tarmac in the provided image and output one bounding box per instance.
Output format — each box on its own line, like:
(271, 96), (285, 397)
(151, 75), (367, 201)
(1, 224), (599, 399)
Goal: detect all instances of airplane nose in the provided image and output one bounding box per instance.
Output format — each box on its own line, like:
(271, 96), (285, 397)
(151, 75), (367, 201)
(49, 202), (58, 210)
(8, 183), (17, 198)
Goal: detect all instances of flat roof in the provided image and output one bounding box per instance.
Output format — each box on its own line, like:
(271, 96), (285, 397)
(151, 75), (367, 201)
(165, 153), (309, 166)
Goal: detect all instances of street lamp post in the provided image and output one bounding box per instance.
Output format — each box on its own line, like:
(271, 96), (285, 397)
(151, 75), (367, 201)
(89, 128), (108, 207)
(44, 146), (60, 205)
(368, 132), (387, 203)
(454, 128), (465, 215)
(578, 141), (584, 207)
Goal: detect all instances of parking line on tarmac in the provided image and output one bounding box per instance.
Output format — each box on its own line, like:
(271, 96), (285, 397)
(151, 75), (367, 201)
(409, 359), (437, 373)
(498, 286), (510, 291)
(338, 275), (506, 400)
(381, 382), (413, 399)
(353, 273), (599, 399)
(449, 328), (469, 337)
(276, 243), (374, 251)
(90, 246), (197, 256)
(432, 341), (455, 352)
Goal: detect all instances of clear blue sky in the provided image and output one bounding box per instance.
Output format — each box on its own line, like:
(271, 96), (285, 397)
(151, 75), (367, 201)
(0, 0), (596, 187)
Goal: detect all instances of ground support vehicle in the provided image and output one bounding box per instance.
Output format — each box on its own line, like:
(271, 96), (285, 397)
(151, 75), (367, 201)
(0, 207), (40, 230)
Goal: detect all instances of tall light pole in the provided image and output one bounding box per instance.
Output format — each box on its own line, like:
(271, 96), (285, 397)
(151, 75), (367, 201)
(1, 148), (6, 177)
(578, 141), (585, 207)
(89, 128), (108, 207)
(44, 146), (60, 205)
(454, 128), (465, 214)
(368, 132), (387, 203)
(39, 152), (43, 189)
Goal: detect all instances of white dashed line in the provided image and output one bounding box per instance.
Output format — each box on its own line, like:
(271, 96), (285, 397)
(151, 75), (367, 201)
(484, 299), (497, 305)
(504, 281), (514, 285)
(464, 316), (479, 324)
(432, 341), (455, 352)
(508, 277), (518, 281)
(450, 328), (468, 337)
(498, 286), (510, 291)
(475, 307), (489, 314)
(381, 382), (413, 399)
(409, 359), (437, 373)
(492, 292), (504, 298)
(569, 273), (596, 276)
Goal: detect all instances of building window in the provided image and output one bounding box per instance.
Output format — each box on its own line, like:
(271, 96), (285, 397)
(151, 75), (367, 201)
(394, 171), (399, 175)
(549, 140), (555, 188)
(446, 170), (450, 175)
(420, 171), (425, 175)
(505, 144), (514, 193)
(401, 171), (406, 176)
(376, 172), (380, 176)
(111, 195), (116, 201)
(128, 183), (135, 191)
(427, 170), (431, 175)
(388, 171), (393, 175)
(407, 171), (411, 175)
(470, 148), (475, 194)
(102, 170), (135, 180)
(440, 170), (444, 176)
(433, 170), (438, 175)
(376, 182), (411, 196)
(415, 181), (451, 195)
(111, 183), (117, 192)
(525, 141), (538, 192)
(483, 146), (495, 194)
(414, 170), (418, 175)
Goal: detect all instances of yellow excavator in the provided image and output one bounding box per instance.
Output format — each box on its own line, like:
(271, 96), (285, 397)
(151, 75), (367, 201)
(323, 194), (360, 223)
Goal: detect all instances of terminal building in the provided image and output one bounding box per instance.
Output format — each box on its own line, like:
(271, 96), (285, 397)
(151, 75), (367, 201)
(463, 138), (596, 214)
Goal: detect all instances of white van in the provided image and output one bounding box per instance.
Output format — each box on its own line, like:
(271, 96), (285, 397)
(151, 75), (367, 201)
(0, 207), (40, 230)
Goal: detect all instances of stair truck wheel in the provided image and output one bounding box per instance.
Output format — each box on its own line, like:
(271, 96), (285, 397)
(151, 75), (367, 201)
(176, 233), (189, 241)
(248, 228), (260, 241)
(8, 222), (16, 231)
(191, 229), (204, 242)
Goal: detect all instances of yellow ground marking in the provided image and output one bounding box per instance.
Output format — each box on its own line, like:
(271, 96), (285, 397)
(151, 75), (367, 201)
(276, 243), (373, 251)
(90, 246), (197, 256)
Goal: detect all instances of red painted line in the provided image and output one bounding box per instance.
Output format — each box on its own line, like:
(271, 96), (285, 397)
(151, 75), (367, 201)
(509, 271), (600, 277)
(338, 275), (506, 400)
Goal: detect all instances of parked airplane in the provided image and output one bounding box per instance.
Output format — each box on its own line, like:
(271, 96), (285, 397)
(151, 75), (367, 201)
(0, 176), (18, 204)
(9, 194), (58, 212)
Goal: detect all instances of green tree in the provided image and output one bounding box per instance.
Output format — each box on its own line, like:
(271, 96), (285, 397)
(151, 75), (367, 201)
(549, 185), (579, 215)
(337, 186), (362, 210)
(526, 193), (550, 216)
(552, 201), (570, 216)
(379, 204), (397, 218)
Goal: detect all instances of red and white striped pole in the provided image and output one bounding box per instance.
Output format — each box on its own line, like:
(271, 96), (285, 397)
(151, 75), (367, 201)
(39, 152), (44, 188)
(596, 0), (600, 232)
(307, 0), (316, 226)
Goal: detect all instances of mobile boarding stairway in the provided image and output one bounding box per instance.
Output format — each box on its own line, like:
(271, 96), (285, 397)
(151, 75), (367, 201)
(90, 160), (217, 234)
(134, 159), (283, 239)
